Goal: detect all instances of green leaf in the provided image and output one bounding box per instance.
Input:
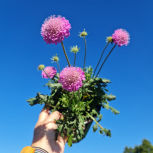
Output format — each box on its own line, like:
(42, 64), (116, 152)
(27, 98), (37, 106)
(105, 94), (116, 101)
(103, 103), (110, 110)
(46, 83), (61, 88)
(68, 135), (73, 147)
(102, 78), (111, 83)
(97, 114), (102, 122)
(110, 107), (120, 115)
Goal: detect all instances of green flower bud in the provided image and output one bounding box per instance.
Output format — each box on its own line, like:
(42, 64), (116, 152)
(71, 45), (79, 53)
(93, 124), (98, 132)
(79, 29), (88, 37)
(106, 36), (113, 43)
(38, 64), (45, 70)
(99, 129), (103, 134)
(51, 54), (59, 62)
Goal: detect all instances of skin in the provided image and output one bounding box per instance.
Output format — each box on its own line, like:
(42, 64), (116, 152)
(32, 109), (66, 153)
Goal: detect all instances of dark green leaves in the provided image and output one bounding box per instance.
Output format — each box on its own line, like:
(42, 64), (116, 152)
(68, 135), (72, 147)
(27, 66), (119, 146)
(104, 94), (116, 101)
(27, 93), (48, 106)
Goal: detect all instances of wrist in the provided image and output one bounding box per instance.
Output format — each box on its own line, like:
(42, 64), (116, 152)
(32, 141), (51, 153)
(20, 146), (49, 153)
(32, 146), (49, 153)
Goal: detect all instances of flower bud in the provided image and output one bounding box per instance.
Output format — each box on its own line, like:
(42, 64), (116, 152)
(106, 36), (113, 43)
(93, 124), (98, 132)
(71, 45), (79, 53)
(38, 64), (45, 70)
(51, 55), (59, 62)
(79, 29), (88, 37)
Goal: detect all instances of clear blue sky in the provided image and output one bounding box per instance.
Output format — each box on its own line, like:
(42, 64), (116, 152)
(0, 0), (153, 153)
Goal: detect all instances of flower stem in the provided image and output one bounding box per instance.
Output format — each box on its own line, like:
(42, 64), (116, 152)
(83, 37), (87, 69)
(43, 70), (52, 79)
(93, 42), (110, 77)
(74, 53), (76, 66)
(87, 113), (104, 130)
(61, 41), (71, 67)
(95, 44), (116, 77)
(56, 62), (60, 73)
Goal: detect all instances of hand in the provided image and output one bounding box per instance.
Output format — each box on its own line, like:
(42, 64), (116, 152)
(32, 109), (66, 153)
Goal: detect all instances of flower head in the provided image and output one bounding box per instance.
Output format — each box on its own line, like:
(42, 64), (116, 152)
(71, 45), (79, 53)
(79, 29), (88, 37)
(42, 66), (57, 79)
(41, 15), (71, 44)
(38, 64), (45, 70)
(59, 67), (85, 92)
(112, 29), (130, 47)
(51, 54), (59, 62)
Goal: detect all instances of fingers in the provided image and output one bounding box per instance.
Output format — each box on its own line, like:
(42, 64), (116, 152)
(47, 111), (62, 123)
(57, 135), (67, 146)
(45, 111), (62, 130)
(38, 108), (50, 123)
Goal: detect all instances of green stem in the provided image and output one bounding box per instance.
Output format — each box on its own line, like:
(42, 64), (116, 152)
(93, 42), (110, 77)
(87, 113), (104, 130)
(74, 53), (76, 66)
(83, 37), (87, 69)
(61, 41), (71, 67)
(95, 44), (116, 77)
(56, 62), (60, 73)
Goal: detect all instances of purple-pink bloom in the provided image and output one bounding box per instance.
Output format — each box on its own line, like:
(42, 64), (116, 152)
(42, 66), (57, 79)
(112, 29), (130, 47)
(59, 67), (85, 92)
(41, 15), (71, 44)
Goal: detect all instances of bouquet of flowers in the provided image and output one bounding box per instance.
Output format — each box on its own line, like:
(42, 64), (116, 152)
(27, 15), (130, 146)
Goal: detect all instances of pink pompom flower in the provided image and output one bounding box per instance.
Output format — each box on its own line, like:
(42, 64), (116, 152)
(59, 67), (85, 92)
(42, 66), (57, 79)
(112, 29), (130, 47)
(41, 15), (71, 44)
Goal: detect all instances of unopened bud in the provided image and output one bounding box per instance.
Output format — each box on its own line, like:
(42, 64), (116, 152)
(38, 64), (45, 70)
(106, 36), (113, 43)
(51, 54), (59, 62)
(71, 45), (79, 53)
(79, 29), (88, 37)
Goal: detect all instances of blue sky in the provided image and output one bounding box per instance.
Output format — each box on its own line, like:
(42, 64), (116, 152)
(0, 0), (153, 153)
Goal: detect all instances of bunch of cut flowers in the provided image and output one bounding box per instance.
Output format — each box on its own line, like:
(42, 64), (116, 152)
(27, 15), (130, 146)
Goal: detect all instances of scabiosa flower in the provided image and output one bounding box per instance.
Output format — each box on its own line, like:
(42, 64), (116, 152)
(112, 29), (130, 47)
(42, 66), (57, 79)
(41, 15), (71, 44)
(59, 67), (85, 92)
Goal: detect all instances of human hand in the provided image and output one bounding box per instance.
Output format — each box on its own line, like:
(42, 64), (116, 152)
(31, 109), (66, 153)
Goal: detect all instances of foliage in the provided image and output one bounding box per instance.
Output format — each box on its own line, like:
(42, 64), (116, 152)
(123, 139), (153, 153)
(27, 67), (119, 146)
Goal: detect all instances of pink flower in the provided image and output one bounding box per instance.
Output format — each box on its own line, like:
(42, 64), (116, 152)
(42, 66), (57, 79)
(59, 67), (85, 92)
(112, 29), (130, 47)
(41, 15), (71, 44)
